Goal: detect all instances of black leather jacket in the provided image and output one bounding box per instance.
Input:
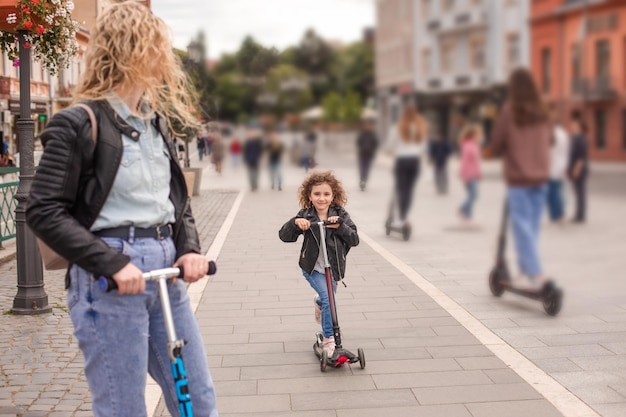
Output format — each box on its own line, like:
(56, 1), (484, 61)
(26, 100), (200, 287)
(278, 206), (359, 281)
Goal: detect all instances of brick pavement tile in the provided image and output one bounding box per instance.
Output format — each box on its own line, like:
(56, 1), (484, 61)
(217, 394), (291, 413)
(594, 403), (626, 417)
(257, 375), (375, 394)
(412, 383), (542, 405)
(291, 389), (418, 410)
(465, 400), (563, 417)
(373, 370), (492, 389)
(337, 404), (473, 417)
(213, 380), (257, 396)
(220, 412), (336, 417)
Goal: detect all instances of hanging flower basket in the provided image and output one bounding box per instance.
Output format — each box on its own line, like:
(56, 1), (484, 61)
(0, 0), (79, 75)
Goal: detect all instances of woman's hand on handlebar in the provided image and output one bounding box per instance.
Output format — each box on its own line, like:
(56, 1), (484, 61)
(174, 253), (210, 283)
(112, 263), (145, 295)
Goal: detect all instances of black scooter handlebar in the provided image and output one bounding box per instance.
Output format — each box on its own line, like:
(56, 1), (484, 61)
(98, 260), (217, 292)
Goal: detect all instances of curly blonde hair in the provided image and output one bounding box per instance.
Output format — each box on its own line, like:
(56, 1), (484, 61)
(73, 1), (199, 132)
(298, 171), (348, 209)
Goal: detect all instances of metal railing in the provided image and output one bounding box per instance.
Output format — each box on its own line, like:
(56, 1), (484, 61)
(0, 167), (19, 248)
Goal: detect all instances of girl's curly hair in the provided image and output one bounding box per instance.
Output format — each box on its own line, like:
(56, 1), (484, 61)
(298, 171), (347, 209)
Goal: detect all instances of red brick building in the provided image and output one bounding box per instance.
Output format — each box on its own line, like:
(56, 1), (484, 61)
(531, 0), (626, 161)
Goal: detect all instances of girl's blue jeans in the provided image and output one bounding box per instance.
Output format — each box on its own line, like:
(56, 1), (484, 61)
(302, 269), (336, 338)
(460, 179), (478, 218)
(67, 236), (218, 417)
(507, 185), (547, 278)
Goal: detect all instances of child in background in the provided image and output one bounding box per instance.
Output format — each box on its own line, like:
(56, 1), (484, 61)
(458, 124), (482, 222)
(279, 171), (359, 356)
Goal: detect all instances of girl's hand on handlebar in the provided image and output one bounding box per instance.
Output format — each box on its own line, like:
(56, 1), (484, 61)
(174, 253), (209, 283)
(295, 218), (310, 231)
(326, 216), (341, 229)
(112, 263), (145, 295)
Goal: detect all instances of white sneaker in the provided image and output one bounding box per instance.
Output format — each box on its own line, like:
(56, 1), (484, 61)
(322, 336), (335, 356)
(391, 219), (405, 229)
(513, 275), (544, 291)
(313, 296), (322, 324)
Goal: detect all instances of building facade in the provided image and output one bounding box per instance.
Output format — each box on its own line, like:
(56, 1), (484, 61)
(375, 0), (416, 139)
(415, 0), (530, 142)
(531, 0), (626, 161)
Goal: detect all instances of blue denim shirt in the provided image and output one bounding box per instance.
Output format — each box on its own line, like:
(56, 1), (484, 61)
(90, 96), (175, 231)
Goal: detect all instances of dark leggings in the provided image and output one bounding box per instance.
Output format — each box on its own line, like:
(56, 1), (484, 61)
(394, 157), (420, 220)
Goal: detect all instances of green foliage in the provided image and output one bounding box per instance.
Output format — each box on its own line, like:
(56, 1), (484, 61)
(321, 90), (362, 125)
(321, 92), (343, 123)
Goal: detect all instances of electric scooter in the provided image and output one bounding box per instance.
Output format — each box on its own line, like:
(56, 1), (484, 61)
(384, 194), (411, 241)
(488, 202), (563, 316)
(99, 261), (217, 417)
(311, 220), (365, 372)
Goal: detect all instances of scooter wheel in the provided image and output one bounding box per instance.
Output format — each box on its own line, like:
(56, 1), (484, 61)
(385, 219), (391, 236)
(320, 350), (328, 372)
(489, 269), (505, 297)
(543, 288), (563, 316)
(402, 224), (411, 241)
(358, 348), (366, 369)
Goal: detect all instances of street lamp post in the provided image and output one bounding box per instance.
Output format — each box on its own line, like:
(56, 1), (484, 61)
(12, 30), (51, 315)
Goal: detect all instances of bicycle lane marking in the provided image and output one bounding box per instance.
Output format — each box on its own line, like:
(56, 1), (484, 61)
(146, 189), (245, 417)
(359, 230), (600, 417)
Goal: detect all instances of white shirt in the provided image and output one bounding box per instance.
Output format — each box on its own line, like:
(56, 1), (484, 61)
(550, 125), (570, 180)
(386, 126), (423, 158)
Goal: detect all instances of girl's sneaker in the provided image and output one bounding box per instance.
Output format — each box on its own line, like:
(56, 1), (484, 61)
(322, 336), (335, 356)
(313, 296), (322, 324)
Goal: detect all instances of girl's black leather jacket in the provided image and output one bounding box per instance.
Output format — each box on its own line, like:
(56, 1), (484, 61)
(278, 206), (359, 281)
(26, 100), (200, 287)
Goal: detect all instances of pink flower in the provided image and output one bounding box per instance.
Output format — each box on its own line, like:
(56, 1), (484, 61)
(24, 21), (33, 30)
(12, 59), (20, 67)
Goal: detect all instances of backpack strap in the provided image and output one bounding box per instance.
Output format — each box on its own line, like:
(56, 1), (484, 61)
(74, 102), (98, 143)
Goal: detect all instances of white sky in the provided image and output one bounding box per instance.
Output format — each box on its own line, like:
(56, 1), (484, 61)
(150, 0), (375, 59)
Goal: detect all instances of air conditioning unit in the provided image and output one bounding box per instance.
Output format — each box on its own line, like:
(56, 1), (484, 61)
(1, 110), (11, 123)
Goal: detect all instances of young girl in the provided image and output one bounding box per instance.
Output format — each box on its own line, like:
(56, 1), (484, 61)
(279, 171), (359, 356)
(458, 124), (482, 222)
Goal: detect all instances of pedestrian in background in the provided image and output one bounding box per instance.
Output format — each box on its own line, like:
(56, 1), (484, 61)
(568, 116), (589, 223)
(355, 118), (379, 191)
(485, 68), (552, 290)
(546, 109), (570, 223)
(301, 125), (318, 172)
(25, 3), (218, 416)
(229, 135), (242, 168)
(458, 124), (482, 222)
(386, 103), (427, 229)
(196, 132), (206, 161)
(266, 128), (285, 190)
(279, 171), (359, 356)
(211, 134), (226, 175)
(243, 122), (264, 191)
(427, 131), (453, 195)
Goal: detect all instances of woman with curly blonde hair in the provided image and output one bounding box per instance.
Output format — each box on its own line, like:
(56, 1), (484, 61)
(279, 171), (359, 356)
(26, 2), (218, 416)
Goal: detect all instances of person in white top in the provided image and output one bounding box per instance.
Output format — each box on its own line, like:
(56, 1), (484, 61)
(386, 104), (427, 228)
(546, 118), (570, 223)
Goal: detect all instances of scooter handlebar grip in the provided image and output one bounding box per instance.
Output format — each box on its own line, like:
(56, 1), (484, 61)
(98, 261), (217, 292)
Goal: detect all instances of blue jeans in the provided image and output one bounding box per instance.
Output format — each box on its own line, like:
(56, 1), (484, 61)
(302, 269), (336, 338)
(460, 179), (478, 218)
(507, 185), (547, 278)
(269, 160), (282, 189)
(546, 179), (565, 221)
(67, 236), (218, 417)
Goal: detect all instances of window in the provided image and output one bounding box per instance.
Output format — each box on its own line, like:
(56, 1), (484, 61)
(541, 47), (552, 94)
(506, 33), (520, 72)
(622, 109), (626, 150)
(595, 39), (610, 82)
(470, 36), (486, 70)
(422, 48), (431, 77)
(595, 110), (606, 149)
(441, 40), (455, 73)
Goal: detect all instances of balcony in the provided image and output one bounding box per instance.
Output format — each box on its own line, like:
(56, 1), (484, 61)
(571, 77), (618, 102)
